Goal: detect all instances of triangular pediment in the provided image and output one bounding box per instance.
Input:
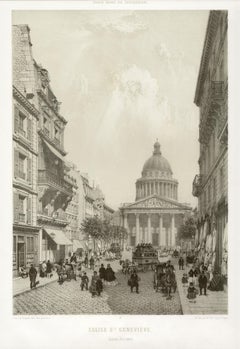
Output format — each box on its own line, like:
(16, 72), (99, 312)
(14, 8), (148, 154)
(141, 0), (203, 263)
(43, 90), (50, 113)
(123, 195), (191, 210)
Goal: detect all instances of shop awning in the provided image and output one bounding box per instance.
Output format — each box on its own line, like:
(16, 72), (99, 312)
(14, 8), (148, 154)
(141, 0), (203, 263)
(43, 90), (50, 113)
(42, 139), (65, 161)
(44, 228), (72, 245)
(72, 239), (86, 251)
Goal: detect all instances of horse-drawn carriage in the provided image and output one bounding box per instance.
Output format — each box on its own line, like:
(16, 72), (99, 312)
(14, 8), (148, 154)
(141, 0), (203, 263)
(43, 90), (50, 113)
(55, 263), (77, 284)
(132, 243), (159, 272)
(153, 263), (177, 295)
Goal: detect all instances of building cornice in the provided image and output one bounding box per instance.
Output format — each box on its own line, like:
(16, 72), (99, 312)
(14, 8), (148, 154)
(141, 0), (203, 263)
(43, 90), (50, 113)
(13, 86), (40, 119)
(13, 181), (38, 195)
(13, 134), (38, 156)
(13, 223), (40, 232)
(194, 11), (221, 106)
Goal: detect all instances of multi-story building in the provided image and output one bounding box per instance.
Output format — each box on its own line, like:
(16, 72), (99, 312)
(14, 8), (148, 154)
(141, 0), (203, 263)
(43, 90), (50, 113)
(12, 87), (40, 277)
(64, 162), (82, 254)
(13, 24), (76, 265)
(12, 25), (40, 276)
(192, 11), (228, 278)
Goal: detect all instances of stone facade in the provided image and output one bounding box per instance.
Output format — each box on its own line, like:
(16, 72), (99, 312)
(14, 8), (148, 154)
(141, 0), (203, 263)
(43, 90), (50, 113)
(12, 86), (40, 276)
(121, 142), (191, 248)
(192, 11), (228, 277)
(13, 25), (76, 269)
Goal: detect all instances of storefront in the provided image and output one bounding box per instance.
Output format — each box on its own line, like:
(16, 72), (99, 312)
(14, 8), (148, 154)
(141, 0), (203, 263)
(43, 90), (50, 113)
(13, 227), (39, 277)
(40, 228), (72, 263)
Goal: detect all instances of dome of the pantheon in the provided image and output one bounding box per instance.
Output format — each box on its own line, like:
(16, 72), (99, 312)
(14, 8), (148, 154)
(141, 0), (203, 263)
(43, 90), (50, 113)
(142, 141), (172, 177)
(135, 141), (178, 201)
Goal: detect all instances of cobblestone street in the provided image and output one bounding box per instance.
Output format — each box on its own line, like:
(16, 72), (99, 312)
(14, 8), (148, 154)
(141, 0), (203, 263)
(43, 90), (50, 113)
(13, 261), (182, 315)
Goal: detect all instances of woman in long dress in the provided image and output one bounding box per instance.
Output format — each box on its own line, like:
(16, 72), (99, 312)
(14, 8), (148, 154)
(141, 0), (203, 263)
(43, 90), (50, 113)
(104, 264), (117, 286)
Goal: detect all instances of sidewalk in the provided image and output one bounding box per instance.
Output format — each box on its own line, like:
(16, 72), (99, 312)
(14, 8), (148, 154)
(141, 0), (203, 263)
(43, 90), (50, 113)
(13, 272), (58, 297)
(13, 259), (122, 297)
(175, 264), (228, 315)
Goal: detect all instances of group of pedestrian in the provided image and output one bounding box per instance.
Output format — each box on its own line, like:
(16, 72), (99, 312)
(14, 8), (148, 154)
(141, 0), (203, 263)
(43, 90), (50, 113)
(184, 262), (211, 301)
(80, 262), (117, 297)
(40, 260), (53, 278)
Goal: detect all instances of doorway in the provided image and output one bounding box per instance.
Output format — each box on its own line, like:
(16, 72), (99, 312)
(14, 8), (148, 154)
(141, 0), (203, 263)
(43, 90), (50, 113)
(17, 242), (25, 268)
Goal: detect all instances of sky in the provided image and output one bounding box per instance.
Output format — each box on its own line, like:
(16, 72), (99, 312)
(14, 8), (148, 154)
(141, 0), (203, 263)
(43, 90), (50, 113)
(13, 10), (209, 210)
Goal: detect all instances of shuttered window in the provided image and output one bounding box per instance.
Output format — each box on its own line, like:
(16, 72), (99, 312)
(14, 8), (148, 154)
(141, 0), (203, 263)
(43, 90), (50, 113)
(27, 118), (32, 141)
(14, 105), (19, 133)
(27, 157), (32, 183)
(13, 193), (19, 222)
(27, 196), (32, 225)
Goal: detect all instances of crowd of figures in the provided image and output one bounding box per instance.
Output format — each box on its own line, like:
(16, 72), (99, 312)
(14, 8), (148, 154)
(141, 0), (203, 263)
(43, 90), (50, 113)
(178, 254), (225, 302)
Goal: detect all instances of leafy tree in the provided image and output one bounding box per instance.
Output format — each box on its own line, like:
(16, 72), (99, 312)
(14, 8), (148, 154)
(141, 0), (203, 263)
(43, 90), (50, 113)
(178, 217), (196, 240)
(81, 215), (102, 251)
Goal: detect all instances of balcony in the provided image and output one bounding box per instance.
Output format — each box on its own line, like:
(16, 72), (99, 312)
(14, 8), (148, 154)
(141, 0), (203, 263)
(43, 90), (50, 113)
(192, 175), (203, 197)
(64, 174), (77, 188)
(19, 213), (26, 223)
(38, 128), (66, 156)
(38, 169), (73, 196)
(38, 209), (67, 221)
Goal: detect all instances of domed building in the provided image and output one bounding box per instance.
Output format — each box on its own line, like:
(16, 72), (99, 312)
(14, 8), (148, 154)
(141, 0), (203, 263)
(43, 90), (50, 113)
(120, 141), (191, 248)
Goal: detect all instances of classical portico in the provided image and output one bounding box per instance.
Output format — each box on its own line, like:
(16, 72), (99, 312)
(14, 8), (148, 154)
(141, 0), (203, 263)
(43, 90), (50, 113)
(120, 142), (191, 248)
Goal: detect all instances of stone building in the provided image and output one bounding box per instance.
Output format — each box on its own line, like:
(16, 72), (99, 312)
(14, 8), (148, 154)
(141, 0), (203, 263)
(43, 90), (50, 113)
(64, 162), (84, 254)
(12, 86), (40, 276)
(12, 25), (40, 276)
(13, 25), (76, 265)
(192, 11), (228, 277)
(120, 141), (191, 248)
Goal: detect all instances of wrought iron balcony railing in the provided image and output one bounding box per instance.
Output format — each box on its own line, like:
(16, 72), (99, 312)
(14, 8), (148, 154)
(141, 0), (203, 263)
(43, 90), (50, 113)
(38, 169), (73, 195)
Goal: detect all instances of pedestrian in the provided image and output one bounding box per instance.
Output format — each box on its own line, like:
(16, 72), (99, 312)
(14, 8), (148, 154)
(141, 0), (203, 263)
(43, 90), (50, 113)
(99, 264), (106, 281)
(41, 260), (47, 277)
(84, 255), (88, 268)
(187, 282), (197, 301)
(46, 260), (52, 278)
(89, 256), (95, 270)
(29, 264), (38, 289)
(70, 253), (77, 264)
(178, 257), (184, 270)
(90, 271), (99, 297)
(96, 275), (103, 296)
(104, 264), (117, 285)
(129, 270), (140, 294)
(80, 272), (89, 291)
(188, 267), (194, 285)
(198, 270), (208, 296)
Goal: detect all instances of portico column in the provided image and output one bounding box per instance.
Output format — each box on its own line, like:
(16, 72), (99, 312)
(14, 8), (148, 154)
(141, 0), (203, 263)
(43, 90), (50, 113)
(171, 214), (175, 247)
(124, 213), (130, 245)
(136, 213), (140, 245)
(159, 214), (163, 246)
(147, 213), (151, 243)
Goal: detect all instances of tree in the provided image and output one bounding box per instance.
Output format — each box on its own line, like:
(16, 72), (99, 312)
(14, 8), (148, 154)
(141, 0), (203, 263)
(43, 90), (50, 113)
(178, 217), (196, 240)
(81, 215), (102, 251)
